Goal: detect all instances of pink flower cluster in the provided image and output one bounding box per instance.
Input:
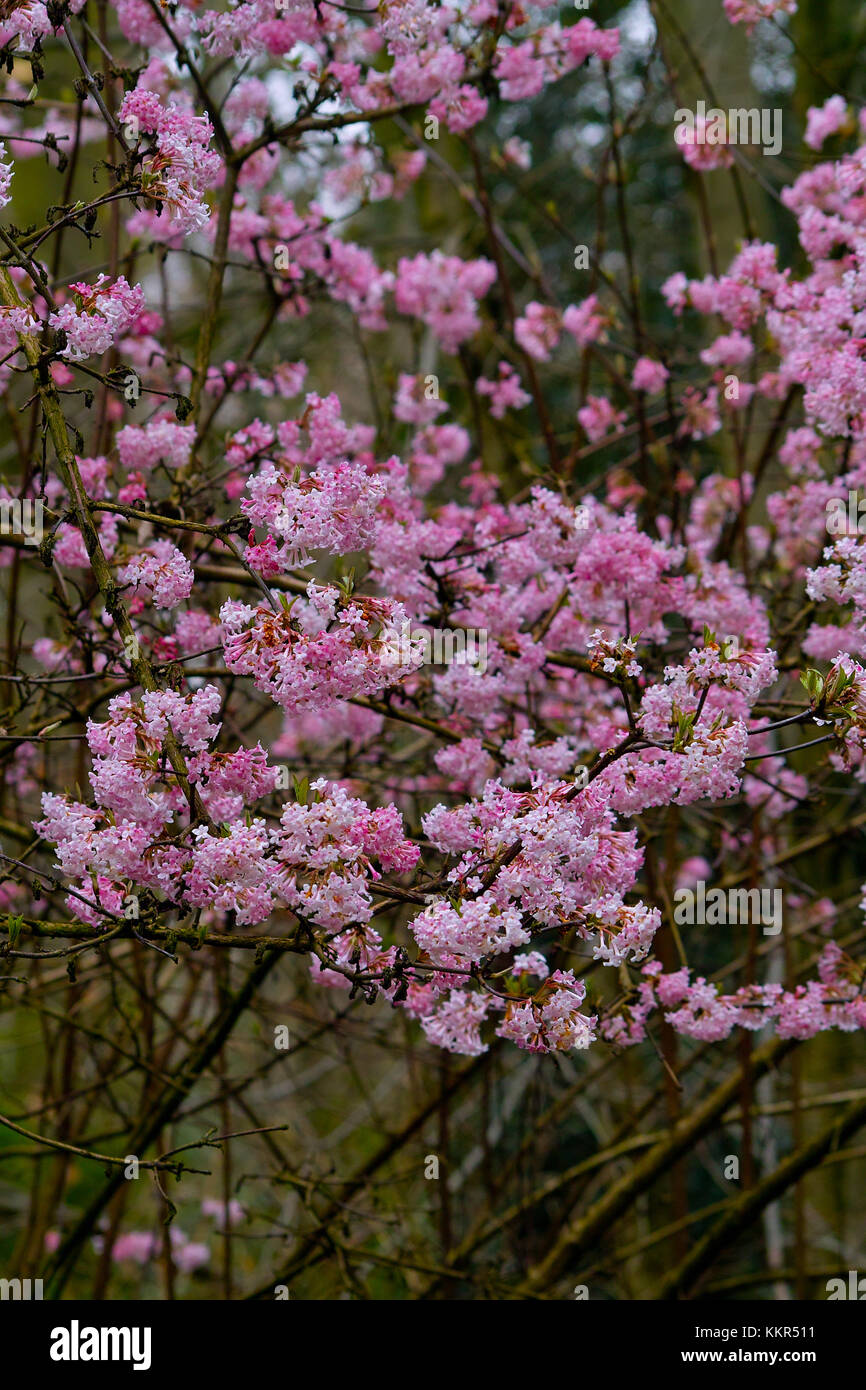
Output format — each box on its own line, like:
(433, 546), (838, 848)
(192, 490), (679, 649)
(604, 945), (866, 1047)
(220, 586), (422, 713)
(116, 421), (195, 473)
(723, 0), (797, 34)
(394, 252), (497, 353)
(0, 142), (12, 209)
(9, 0), (866, 1070)
(36, 693), (417, 932)
(49, 276), (145, 361)
(118, 89), (220, 235)
(119, 541), (195, 610)
(241, 460), (386, 568)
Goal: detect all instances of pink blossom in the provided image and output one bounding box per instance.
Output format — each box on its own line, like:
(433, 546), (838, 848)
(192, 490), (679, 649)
(0, 143), (12, 209)
(119, 540), (194, 610)
(394, 251), (495, 352)
(562, 295), (607, 347)
(118, 89), (220, 235)
(577, 395), (626, 443)
(631, 357), (670, 393)
(475, 362), (530, 418)
(723, 0), (797, 33)
(49, 276), (145, 360)
(805, 95), (850, 150)
(515, 302), (561, 361)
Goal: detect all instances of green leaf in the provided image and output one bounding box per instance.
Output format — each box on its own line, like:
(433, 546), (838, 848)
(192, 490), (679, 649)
(800, 668), (824, 701)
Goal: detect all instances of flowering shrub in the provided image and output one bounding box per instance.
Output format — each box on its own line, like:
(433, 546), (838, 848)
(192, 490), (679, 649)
(2, 0), (866, 1302)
